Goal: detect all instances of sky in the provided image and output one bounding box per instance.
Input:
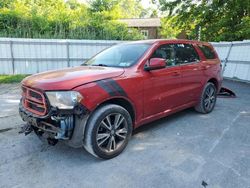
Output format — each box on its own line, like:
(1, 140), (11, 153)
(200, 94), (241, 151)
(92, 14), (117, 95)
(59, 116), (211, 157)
(141, 0), (152, 8)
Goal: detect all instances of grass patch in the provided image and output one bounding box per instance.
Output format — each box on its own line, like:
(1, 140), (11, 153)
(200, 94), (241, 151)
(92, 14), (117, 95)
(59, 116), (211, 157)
(0, 74), (29, 83)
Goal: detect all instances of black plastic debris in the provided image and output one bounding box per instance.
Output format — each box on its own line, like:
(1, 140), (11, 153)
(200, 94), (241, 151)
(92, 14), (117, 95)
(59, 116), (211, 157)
(218, 87), (236, 98)
(201, 180), (208, 187)
(19, 124), (33, 135)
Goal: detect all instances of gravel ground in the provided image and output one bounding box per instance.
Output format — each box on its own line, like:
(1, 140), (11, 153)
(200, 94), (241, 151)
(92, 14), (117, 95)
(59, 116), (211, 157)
(0, 80), (249, 188)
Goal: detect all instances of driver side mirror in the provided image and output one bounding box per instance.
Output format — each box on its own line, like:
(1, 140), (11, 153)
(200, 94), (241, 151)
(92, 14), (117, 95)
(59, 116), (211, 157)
(144, 58), (166, 71)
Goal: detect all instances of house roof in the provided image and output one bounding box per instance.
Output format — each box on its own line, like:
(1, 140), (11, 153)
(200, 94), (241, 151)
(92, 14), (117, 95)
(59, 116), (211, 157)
(118, 18), (161, 28)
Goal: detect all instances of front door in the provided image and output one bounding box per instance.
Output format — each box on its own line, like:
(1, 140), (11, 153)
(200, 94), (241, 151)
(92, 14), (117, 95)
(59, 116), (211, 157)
(143, 44), (183, 118)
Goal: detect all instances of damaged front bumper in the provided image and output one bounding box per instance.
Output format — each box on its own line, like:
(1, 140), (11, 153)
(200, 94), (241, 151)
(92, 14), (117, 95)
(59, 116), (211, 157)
(19, 100), (89, 147)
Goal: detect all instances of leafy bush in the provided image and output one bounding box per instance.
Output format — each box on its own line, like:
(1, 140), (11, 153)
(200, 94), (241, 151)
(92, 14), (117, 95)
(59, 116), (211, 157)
(0, 74), (29, 83)
(0, 0), (144, 40)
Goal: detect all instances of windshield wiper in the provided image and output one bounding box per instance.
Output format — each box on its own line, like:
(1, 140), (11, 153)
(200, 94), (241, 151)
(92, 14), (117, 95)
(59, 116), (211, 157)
(92, 64), (109, 67)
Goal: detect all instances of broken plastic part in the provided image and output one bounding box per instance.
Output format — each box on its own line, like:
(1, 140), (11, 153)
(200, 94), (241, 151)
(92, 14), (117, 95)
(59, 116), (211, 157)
(47, 138), (58, 145)
(19, 124), (33, 135)
(218, 87), (236, 98)
(54, 115), (74, 140)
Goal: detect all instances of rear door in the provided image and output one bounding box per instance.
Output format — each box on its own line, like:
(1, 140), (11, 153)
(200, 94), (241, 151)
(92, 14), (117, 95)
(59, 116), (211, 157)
(198, 44), (221, 70)
(197, 44), (222, 87)
(175, 43), (204, 103)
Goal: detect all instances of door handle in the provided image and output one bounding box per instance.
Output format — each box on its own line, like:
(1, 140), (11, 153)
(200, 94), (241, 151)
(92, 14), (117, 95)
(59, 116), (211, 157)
(172, 71), (180, 76)
(201, 65), (210, 70)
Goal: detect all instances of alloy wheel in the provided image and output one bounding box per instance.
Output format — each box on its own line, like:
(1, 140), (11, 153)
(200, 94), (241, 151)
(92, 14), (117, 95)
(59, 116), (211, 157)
(96, 113), (128, 153)
(204, 86), (216, 111)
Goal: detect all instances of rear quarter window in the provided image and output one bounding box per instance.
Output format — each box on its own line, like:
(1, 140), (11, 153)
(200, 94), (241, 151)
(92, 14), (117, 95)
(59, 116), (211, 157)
(198, 45), (216, 59)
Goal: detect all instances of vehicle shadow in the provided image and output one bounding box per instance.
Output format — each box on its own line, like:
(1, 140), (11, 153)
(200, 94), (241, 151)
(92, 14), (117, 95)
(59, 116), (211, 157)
(133, 108), (196, 135)
(43, 108), (197, 163)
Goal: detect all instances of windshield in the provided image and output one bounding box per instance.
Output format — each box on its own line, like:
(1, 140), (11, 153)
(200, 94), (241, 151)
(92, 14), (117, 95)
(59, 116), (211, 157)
(84, 43), (151, 67)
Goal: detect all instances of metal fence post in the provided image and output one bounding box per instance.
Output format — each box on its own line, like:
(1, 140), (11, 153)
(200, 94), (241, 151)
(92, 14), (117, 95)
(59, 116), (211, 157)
(66, 41), (70, 67)
(222, 42), (233, 75)
(10, 41), (15, 74)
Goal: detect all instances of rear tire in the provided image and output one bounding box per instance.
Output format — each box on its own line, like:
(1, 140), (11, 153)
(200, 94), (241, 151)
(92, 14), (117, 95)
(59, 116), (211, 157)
(195, 82), (217, 114)
(83, 104), (132, 159)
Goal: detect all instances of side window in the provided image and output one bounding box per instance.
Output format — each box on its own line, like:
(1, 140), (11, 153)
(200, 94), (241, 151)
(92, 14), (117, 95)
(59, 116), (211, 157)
(174, 44), (200, 65)
(198, 45), (216, 59)
(151, 44), (176, 66)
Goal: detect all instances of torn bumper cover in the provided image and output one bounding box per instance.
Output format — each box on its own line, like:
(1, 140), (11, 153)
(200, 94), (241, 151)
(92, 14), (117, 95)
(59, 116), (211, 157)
(19, 100), (89, 147)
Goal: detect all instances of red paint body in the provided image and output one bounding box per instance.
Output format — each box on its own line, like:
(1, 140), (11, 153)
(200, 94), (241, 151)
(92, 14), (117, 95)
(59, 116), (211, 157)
(22, 39), (223, 129)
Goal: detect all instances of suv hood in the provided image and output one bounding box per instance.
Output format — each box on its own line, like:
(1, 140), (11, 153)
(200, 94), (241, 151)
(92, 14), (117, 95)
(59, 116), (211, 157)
(22, 66), (125, 90)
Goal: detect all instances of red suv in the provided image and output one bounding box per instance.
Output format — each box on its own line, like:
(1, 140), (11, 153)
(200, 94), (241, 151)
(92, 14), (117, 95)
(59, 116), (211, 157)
(19, 39), (222, 159)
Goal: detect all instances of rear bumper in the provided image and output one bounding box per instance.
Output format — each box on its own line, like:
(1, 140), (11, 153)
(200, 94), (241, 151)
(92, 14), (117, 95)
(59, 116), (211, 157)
(19, 100), (90, 147)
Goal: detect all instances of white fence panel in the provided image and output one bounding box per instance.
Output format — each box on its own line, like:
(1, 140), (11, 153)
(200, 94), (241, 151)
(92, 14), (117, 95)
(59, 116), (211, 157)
(212, 40), (250, 82)
(228, 43), (250, 81)
(0, 38), (250, 82)
(0, 38), (120, 74)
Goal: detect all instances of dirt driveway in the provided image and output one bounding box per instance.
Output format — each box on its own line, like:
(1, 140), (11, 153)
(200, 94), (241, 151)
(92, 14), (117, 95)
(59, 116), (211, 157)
(0, 80), (250, 188)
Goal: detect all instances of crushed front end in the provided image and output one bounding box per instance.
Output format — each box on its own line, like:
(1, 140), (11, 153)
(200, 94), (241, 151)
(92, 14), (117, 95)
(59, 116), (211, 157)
(19, 85), (89, 146)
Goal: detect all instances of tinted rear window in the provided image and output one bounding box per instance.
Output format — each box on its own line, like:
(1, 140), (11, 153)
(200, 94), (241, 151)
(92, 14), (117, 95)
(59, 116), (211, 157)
(175, 44), (200, 64)
(198, 45), (216, 59)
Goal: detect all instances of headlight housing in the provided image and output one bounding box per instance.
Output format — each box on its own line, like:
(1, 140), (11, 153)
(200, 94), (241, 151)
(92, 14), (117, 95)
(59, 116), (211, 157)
(46, 91), (83, 109)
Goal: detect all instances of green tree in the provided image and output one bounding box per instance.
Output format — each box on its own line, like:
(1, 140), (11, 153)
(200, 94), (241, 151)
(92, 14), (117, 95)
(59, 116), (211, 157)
(118, 0), (145, 18)
(160, 16), (181, 39)
(158, 0), (250, 41)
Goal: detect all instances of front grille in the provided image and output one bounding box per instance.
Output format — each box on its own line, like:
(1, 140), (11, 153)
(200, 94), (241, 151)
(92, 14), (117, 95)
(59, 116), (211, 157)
(22, 86), (47, 116)
(29, 90), (43, 101)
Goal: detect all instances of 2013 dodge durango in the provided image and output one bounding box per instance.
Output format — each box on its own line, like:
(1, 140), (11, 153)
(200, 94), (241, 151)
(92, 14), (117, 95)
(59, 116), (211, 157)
(19, 39), (223, 159)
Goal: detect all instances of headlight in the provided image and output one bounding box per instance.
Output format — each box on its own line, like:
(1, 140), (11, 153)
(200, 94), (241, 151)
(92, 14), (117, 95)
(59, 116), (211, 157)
(46, 91), (83, 109)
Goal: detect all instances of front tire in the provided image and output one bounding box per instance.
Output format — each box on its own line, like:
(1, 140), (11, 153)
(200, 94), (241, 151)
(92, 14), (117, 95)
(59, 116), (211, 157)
(83, 104), (132, 159)
(195, 82), (217, 114)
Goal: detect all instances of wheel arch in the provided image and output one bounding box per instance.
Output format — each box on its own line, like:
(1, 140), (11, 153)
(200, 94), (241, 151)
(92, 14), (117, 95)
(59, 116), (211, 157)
(91, 97), (136, 126)
(207, 78), (219, 91)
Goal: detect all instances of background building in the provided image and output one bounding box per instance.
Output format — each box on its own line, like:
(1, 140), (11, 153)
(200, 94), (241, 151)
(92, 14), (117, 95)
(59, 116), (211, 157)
(119, 18), (161, 39)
